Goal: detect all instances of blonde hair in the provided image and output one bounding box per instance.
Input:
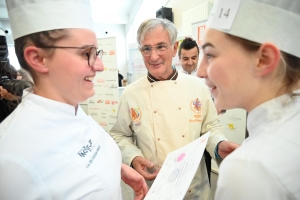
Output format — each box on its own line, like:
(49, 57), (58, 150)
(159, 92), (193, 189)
(228, 35), (300, 97)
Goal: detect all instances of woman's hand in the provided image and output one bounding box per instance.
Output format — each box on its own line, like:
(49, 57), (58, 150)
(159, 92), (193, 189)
(121, 163), (148, 200)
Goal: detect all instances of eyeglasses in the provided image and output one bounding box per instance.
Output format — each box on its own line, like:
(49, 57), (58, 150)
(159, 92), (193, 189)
(39, 45), (103, 67)
(139, 44), (171, 57)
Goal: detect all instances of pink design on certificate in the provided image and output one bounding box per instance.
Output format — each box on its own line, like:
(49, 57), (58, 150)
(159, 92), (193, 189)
(177, 153), (186, 162)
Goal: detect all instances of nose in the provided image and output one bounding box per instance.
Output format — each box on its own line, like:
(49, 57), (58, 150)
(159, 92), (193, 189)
(150, 48), (160, 60)
(187, 58), (193, 65)
(197, 59), (207, 78)
(92, 57), (104, 72)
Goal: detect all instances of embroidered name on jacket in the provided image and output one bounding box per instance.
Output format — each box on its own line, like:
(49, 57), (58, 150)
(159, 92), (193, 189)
(85, 145), (101, 168)
(77, 139), (102, 168)
(78, 139), (95, 157)
(190, 98), (203, 122)
(130, 107), (142, 126)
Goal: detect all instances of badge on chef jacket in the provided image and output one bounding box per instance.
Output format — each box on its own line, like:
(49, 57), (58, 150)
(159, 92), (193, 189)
(190, 98), (202, 113)
(130, 107), (142, 126)
(190, 98), (202, 122)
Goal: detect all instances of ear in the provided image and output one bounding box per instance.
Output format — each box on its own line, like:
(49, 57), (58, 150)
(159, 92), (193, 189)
(172, 41), (179, 57)
(24, 46), (49, 74)
(255, 43), (280, 77)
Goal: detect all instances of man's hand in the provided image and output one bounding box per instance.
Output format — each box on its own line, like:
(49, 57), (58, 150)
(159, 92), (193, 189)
(217, 141), (240, 159)
(121, 164), (148, 200)
(132, 156), (159, 181)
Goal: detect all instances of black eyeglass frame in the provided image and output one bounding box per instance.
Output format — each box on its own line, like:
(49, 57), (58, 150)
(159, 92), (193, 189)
(39, 45), (103, 67)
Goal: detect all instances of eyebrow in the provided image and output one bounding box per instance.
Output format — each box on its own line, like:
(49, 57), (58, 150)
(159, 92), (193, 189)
(142, 42), (167, 47)
(182, 55), (198, 58)
(201, 43), (214, 50)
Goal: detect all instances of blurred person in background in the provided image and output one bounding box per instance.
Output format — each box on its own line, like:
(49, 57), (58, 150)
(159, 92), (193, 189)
(178, 37), (199, 76)
(118, 70), (124, 87)
(0, 30), (31, 123)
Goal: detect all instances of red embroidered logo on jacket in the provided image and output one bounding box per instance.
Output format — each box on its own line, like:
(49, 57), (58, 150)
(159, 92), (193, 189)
(130, 108), (142, 126)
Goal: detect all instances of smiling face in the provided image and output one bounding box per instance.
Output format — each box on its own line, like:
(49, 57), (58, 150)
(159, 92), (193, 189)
(179, 47), (199, 74)
(37, 29), (104, 106)
(140, 26), (178, 80)
(197, 28), (259, 111)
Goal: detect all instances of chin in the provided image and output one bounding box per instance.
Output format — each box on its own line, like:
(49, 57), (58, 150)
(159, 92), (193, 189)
(87, 92), (95, 99)
(82, 92), (94, 101)
(215, 100), (235, 112)
(214, 99), (223, 110)
(149, 69), (161, 78)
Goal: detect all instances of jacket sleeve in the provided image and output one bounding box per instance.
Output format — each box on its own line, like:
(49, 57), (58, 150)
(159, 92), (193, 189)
(109, 92), (144, 166)
(200, 85), (227, 163)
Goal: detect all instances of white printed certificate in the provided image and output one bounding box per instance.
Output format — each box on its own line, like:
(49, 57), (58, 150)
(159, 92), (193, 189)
(144, 132), (210, 200)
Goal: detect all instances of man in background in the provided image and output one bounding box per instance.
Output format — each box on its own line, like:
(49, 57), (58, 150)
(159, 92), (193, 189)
(178, 38), (199, 76)
(178, 38), (212, 185)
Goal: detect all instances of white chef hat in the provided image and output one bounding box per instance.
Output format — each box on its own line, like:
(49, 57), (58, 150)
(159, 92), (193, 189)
(207, 0), (300, 58)
(5, 0), (94, 40)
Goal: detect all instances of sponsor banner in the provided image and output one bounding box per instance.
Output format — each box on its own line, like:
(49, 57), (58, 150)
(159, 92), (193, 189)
(86, 37), (119, 132)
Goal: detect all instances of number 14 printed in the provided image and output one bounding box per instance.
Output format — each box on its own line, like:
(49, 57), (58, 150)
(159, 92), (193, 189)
(219, 8), (231, 18)
(211, 0), (241, 30)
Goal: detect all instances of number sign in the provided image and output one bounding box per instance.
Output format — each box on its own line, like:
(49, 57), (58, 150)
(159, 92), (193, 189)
(210, 0), (241, 30)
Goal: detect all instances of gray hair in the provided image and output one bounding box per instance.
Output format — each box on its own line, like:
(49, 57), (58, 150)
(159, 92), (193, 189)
(136, 18), (178, 46)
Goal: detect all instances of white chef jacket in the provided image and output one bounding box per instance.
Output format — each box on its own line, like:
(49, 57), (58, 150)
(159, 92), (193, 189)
(110, 72), (227, 200)
(216, 90), (300, 200)
(0, 88), (122, 200)
(180, 68), (197, 76)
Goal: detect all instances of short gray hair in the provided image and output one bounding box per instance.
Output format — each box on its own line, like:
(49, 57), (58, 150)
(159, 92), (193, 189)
(136, 18), (178, 46)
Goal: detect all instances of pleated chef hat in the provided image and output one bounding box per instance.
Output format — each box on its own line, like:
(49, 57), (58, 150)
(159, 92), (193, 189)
(5, 0), (94, 40)
(207, 0), (300, 58)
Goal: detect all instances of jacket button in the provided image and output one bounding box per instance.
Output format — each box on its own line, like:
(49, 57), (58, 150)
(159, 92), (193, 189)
(158, 138), (160, 141)
(182, 135), (185, 138)
(151, 85), (153, 87)
(175, 82), (177, 84)
(188, 190), (191, 193)
(154, 111), (156, 113)
(179, 107), (181, 110)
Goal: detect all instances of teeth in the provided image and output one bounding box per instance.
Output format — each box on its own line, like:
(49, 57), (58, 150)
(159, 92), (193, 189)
(209, 87), (216, 92)
(84, 77), (94, 81)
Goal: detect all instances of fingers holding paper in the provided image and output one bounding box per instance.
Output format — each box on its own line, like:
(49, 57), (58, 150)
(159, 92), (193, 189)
(132, 156), (160, 181)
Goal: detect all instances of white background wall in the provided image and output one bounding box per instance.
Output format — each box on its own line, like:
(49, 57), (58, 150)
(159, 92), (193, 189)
(166, 0), (214, 37)
(94, 24), (127, 80)
(1, 19), (13, 44)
